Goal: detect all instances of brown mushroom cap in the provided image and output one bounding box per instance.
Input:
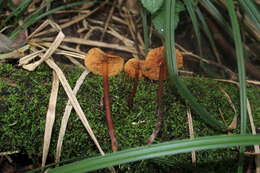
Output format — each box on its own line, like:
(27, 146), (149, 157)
(124, 58), (144, 78)
(142, 46), (184, 80)
(142, 46), (167, 80)
(175, 48), (184, 69)
(85, 48), (124, 77)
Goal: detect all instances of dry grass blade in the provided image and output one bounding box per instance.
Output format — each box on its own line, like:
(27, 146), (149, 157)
(42, 71), (59, 168)
(45, 58), (104, 155)
(176, 44), (237, 80)
(33, 37), (138, 54)
(66, 56), (86, 69)
(27, 20), (49, 40)
(55, 50), (85, 60)
(187, 108), (196, 164)
(34, 1), (108, 38)
(55, 70), (89, 164)
(0, 151), (19, 156)
(216, 79), (260, 86)
(247, 99), (260, 172)
(23, 31), (65, 71)
(219, 86), (237, 130)
(0, 45), (30, 60)
(100, 0), (116, 41)
(19, 49), (45, 66)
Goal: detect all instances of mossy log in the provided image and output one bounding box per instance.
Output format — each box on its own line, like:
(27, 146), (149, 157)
(0, 63), (259, 172)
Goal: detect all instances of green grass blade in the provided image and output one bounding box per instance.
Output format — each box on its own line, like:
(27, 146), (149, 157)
(238, 0), (260, 29)
(196, 8), (219, 62)
(164, 0), (225, 130)
(9, 0), (53, 39)
(226, 0), (247, 172)
(172, 74), (226, 129)
(164, 0), (177, 75)
(0, 0), (32, 29)
(183, 0), (202, 54)
(49, 134), (260, 173)
(10, 1), (94, 39)
(140, 6), (149, 56)
(200, 0), (232, 36)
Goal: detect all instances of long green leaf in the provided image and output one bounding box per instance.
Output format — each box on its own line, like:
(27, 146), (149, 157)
(200, 0), (232, 36)
(164, 0), (225, 130)
(238, 0), (260, 29)
(183, 0), (202, 54)
(140, 6), (149, 56)
(226, 0), (247, 172)
(165, 0), (177, 74)
(196, 8), (219, 61)
(49, 134), (260, 173)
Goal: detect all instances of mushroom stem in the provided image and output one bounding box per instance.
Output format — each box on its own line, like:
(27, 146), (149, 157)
(127, 69), (139, 108)
(147, 61), (164, 145)
(103, 62), (118, 152)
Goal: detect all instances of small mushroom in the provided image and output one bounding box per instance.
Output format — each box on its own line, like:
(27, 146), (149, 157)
(142, 46), (183, 80)
(124, 58), (144, 107)
(85, 48), (124, 152)
(142, 46), (183, 144)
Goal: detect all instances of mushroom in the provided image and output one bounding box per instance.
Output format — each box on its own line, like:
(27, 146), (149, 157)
(85, 48), (124, 152)
(142, 46), (183, 144)
(124, 57), (144, 107)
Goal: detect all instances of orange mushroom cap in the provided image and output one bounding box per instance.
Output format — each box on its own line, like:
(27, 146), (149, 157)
(124, 58), (144, 78)
(85, 48), (124, 77)
(142, 46), (184, 80)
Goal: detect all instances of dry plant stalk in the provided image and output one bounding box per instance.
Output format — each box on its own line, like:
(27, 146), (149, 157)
(187, 108), (196, 164)
(55, 70), (89, 164)
(42, 71), (59, 168)
(247, 99), (260, 172)
(23, 31), (65, 71)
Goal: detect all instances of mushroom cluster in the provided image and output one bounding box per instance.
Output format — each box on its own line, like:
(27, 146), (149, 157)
(84, 46), (183, 150)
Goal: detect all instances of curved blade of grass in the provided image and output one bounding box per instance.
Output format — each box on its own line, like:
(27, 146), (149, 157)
(200, 0), (232, 36)
(164, 0), (177, 74)
(183, 0), (202, 54)
(49, 134), (260, 173)
(140, 6), (149, 56)
(196, 8), (219, 61)
(164, 0), (225, 130)
(0, 0), (3, 12)
(226, 0), (247, 172)
(238, 0), (260, 29)
(10, 1), (95, 39)
(9, 0), (53, 39)
(0, 0), (32, 28)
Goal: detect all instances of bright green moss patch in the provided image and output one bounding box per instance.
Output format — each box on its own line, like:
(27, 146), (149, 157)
(0, 63), (259, 171)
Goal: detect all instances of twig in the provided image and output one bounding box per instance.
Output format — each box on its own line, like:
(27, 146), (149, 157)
(176, 44), (237, 80)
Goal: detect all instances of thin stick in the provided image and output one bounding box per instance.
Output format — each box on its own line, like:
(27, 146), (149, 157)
(103, 63), (118, 152)
(187, 108), (196, 164)
(100, 0), (116, 41)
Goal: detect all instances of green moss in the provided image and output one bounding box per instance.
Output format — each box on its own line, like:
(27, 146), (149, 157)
(0, 63), (259, 171)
